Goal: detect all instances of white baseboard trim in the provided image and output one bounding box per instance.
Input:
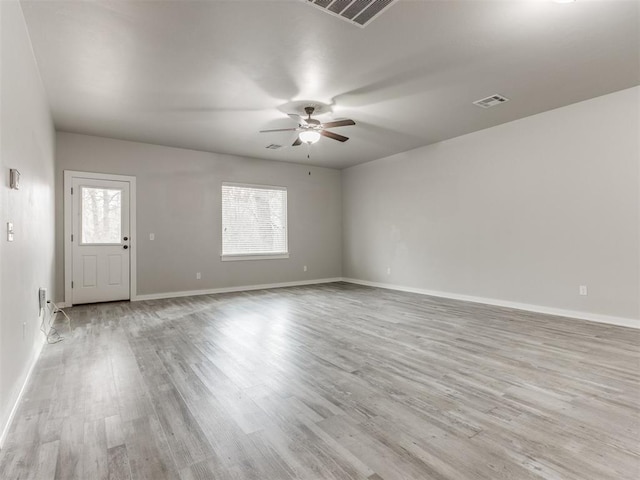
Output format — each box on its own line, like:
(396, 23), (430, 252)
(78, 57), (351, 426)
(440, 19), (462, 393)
(71, 275), (638, 329)
(132, 277), (344, 302)
(342, 278), (639, 329)
(0, 336), (46, 450)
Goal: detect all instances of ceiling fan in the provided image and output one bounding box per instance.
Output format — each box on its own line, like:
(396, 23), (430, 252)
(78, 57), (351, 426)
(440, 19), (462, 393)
(260, 106), (355, 146)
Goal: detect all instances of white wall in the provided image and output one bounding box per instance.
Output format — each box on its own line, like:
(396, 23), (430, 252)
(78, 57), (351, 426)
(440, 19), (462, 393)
(343, 87), (640, 323)
(0, 0), (56, 445)
(55, 132), (342, 300)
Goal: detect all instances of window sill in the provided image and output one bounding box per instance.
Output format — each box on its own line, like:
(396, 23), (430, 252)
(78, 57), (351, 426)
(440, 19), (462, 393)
(221, 253), (290, 262)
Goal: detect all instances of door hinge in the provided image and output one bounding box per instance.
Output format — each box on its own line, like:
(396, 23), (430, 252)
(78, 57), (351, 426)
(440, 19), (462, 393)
(71, 281), (74, 288)
(71, 187), (73, 195)
(71, 234), (73, 242)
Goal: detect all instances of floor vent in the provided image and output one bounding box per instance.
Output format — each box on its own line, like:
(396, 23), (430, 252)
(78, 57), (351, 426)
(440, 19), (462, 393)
(473, 94), (510, 109)
(306, 0), (399, 27)
(265, 144), (283, 150)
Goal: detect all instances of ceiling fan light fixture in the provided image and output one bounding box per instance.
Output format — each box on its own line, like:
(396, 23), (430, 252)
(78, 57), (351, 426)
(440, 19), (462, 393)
(299, 130), (321, 144)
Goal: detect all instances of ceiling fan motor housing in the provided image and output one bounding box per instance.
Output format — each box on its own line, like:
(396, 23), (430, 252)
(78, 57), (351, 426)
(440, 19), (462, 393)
(303, 106), (321, 126)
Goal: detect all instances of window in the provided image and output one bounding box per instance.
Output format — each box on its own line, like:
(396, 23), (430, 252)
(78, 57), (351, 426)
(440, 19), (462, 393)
(221, 183), (288, 259)
(81, 186), (122, 244)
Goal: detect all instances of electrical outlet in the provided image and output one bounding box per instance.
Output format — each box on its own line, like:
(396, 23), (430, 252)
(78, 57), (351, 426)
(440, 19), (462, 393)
(303, 265), (307, 272)
(387, 267), (391, 275)
(579, 285), (588, 296)
(7, 222), (14, 242)
(149, 233), (155, 241)
(39, 287), (47, 310)
(196, 272), (201, 280)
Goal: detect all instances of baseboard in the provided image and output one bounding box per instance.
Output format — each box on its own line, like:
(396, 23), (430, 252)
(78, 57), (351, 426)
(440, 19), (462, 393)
(0, 336), (46, 450)
(73, 275), (638, 328)
(132, 277), (344, 301)
(342, 278), (639, 329)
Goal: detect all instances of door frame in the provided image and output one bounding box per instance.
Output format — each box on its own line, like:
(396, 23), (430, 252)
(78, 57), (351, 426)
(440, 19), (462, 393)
(64, 170), (137, 306)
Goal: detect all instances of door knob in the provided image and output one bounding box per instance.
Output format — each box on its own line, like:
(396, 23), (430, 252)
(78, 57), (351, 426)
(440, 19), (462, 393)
(123, 245), (129, 249)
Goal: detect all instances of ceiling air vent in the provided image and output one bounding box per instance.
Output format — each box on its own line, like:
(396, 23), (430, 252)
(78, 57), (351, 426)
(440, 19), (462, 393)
(473, 94), (510, 109)
(265, 144), (282, 150)
(306, 0), (399, 27)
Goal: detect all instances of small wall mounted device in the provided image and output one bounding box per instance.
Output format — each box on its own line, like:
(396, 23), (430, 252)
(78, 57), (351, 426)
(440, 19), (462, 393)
(39, 287), (47, 310)
(10, 169), (20, 189)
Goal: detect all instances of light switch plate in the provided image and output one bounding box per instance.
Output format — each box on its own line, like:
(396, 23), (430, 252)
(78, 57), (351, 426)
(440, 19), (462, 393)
(10, 169), (20, 190)
(7, 222), (14, 242)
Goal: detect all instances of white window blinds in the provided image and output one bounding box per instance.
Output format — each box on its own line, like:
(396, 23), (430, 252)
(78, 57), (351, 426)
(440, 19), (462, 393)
(221, 183), (288, 256)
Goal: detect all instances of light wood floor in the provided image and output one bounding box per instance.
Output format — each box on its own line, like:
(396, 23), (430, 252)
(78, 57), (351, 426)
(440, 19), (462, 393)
(0, 282), (638, 479)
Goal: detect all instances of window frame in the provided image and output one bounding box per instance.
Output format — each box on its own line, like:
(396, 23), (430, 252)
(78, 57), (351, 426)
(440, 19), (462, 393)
(220, 182), (289, 262)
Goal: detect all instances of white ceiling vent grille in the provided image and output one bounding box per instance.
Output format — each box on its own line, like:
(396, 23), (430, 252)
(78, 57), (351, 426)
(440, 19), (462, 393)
(306, 0), (399, 27)
(265, 144), (282, 150)
(473, 94), (510, 109)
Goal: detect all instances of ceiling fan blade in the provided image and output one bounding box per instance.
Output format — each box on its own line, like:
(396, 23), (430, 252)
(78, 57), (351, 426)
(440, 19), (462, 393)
(321, 130), (349, 142)
(259, 128), (299, 133)
(292, 137), (302, 147)
(321, 119), (355, 129)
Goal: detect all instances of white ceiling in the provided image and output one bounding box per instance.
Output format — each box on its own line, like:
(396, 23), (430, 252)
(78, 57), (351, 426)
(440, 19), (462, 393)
(21, 0), (640, 169)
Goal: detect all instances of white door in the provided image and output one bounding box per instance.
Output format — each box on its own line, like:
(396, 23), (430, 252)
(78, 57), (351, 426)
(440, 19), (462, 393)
(72, 178), (130, 304)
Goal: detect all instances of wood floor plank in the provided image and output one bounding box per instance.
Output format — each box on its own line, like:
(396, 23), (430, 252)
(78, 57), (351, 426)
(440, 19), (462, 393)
(105, 415), (125, 450)
(107, 445), (132, 480)
(82, 419), (108, 480)
(0, 282), (637, 479)
(53, 414), (84, 480)
(122, 415), (181, 480)
(27, 440), (60, 480)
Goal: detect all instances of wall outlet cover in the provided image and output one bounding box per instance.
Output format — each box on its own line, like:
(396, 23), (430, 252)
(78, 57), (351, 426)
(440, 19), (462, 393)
(39, 287), (47, 310)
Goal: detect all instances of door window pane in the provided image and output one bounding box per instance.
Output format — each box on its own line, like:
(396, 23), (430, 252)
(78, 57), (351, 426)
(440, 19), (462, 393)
(81, 187), (122, 244)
